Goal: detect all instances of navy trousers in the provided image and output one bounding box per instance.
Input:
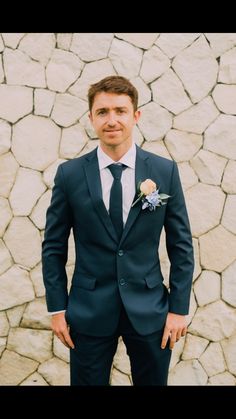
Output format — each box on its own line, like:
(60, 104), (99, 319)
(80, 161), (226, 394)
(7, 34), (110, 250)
(70, 304), (172, 386)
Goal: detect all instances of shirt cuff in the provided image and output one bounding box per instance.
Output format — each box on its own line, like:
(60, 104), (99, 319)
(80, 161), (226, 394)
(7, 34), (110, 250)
(48, 310), (66, 315)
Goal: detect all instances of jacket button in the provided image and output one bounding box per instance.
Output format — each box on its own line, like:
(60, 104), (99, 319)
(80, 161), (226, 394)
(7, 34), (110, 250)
(119, 278), (126, 286)
(118, 250), (124, 256)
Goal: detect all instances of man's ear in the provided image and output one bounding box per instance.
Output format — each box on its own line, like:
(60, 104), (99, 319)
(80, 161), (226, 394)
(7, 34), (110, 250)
(134, 110), (141, 124)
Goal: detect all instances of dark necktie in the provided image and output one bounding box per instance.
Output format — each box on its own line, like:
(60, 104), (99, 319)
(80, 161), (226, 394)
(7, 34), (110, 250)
(108, 163), (127, 241)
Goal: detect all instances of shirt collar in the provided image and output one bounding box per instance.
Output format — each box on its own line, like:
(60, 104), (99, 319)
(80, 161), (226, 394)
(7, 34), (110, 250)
(97, 142), (136, 171)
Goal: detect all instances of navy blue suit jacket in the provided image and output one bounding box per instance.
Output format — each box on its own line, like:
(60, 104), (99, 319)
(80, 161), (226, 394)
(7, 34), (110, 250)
(42, 145), (194, 336)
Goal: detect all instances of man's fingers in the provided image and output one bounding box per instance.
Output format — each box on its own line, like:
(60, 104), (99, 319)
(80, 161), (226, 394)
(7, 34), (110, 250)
(56, 330), (75, 349)
(161, 328), (170, 349)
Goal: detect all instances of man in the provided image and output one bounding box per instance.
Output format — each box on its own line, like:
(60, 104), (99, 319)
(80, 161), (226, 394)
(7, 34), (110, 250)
(42, 75), (194, 386)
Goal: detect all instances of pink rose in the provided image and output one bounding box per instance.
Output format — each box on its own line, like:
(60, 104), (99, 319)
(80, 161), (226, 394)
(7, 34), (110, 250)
(140, 179), (156, 196)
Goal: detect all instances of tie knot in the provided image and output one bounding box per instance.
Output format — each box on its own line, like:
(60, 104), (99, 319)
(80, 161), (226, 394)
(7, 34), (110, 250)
(108, 163), (126, 180)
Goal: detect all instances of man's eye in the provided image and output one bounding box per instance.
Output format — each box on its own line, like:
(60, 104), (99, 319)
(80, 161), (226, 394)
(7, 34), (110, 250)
(98, 110), (106, 115)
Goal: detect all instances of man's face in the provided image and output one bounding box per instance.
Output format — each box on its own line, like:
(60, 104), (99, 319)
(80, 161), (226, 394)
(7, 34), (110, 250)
(89, 92), (140, 148)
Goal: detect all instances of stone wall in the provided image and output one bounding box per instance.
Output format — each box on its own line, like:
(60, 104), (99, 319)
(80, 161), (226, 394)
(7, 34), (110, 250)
(0, 33), (236, 385)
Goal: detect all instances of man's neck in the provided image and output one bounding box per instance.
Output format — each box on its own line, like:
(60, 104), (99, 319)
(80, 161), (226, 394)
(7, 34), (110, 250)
(100, 142), (133, 162)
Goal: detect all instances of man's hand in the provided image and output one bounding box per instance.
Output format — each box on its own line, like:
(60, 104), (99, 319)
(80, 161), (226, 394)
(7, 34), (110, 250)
(161, 312), (187, 350)
(51, 312), (75, 349)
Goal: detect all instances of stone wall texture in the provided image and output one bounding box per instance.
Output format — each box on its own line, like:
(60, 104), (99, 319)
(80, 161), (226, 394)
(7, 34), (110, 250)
(0, 33), (236, 386)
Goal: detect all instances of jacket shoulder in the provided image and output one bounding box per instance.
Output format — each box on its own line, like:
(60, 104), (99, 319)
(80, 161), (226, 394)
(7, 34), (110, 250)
(58, 148), (97, 175)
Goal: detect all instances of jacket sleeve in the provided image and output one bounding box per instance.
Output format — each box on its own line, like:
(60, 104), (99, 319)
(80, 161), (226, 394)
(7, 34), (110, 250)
(42, 164), (72, 312)
(164, 161), (194, 315)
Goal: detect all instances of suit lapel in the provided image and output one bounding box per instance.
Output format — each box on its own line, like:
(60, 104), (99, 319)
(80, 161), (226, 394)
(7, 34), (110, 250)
(84, 149), (117, 243)
(120, 146), (151, 245)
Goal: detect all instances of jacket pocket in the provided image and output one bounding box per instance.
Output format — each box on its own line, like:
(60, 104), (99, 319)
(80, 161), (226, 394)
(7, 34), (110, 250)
(144, 270), (162, 289)
(72, 275), (97, 290)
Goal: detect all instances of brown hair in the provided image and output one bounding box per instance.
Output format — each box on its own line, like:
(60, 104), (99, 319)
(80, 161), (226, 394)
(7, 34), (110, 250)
(88, 75), (138, 112)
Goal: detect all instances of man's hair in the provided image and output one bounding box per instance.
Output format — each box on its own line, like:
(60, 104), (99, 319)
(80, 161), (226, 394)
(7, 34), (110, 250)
(88, 75), (138, 112)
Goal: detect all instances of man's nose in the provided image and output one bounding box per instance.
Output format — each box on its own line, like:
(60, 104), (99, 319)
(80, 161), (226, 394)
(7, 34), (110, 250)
(107, 113), (117, 126)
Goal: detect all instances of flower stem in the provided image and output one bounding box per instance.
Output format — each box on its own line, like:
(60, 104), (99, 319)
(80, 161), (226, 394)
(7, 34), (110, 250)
(131, 193), (143, 207)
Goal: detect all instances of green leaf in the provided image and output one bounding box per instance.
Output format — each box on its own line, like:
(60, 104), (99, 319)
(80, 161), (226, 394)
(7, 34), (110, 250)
(160, 194), (170, 199)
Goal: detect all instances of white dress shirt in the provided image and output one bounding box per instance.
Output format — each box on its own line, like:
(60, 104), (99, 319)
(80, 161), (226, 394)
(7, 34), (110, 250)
(49, 143), (136, 315)
(97, 142), (136, 225)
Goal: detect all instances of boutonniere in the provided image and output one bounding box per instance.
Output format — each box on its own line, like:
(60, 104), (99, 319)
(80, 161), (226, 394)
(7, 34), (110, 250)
(132, 179), (170, 211)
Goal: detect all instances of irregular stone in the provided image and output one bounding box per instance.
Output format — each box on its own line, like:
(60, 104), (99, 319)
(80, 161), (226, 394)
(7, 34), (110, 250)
(53, 336), (69, 363)
(189, 300), (236, 341)
(113, 338), (131, 375)
(30, 263), (45, 298)
(69, 59), (115, 101)
(191, 150), (227, 185)
(130, 76), (151, 107)
(222, 260), (236, 308)
(0, 265), (34, 310)
(221, 334), (236, 375)
(3, 48), (46, 87)
(78, 140), (99, 157)
(208, 371), (236, 385)
(142, 140), (172, 160)
(1, 33), (25, 48)
(21, 297), (51, 330)
(60, 123), (88, 159)
(4, 217), (41, 269)
(140, 45), (170, 83)
(0, 119), (11, 155)
(133, 125), (144, 146)
(0, 350), (38, 385)
(46, 49), (83, 93)
(0, 85), (33, 123)
(51, 93), (88, 127)
(222, 195), (236, 235)
(168, 359), (208, 385)
(0, 35), (3, 52)
(0, 61), (3, 85)
(0, 337), (7, 357)
(137, 102), (172, 142)
(109, 38), (142, 78)
(67, 231), (76, 267)
(20, 372), (48, 386)
(205, 33), (236, 57)
(182, 334), (209, 360)
(199, 225), (236, 272)
(9, 168), (46, 216)
(7, 327), (52, 362)
(0, 311), (9, 336)
(12, 115), (61, 170)
(57, 33), (72, 50)
(173, 97), (219, 134)
(19, 33), (56, 65)
(71, 33), (113, 61)
(194, 270), (221, 307)
(0, 239), (12, 275)
(192, 238), (201, 282)
(30, 189), (52, 230)
(185, 184), (225, 237)
(212, 84), (236, 114)
(172, 35), (218, 103)
(186, 290), (197, 326)
(6, 304), (26, 327)
(200, 342), (226, 376)
(219, 47), (236, 83)
(110, 368), (131, 385)
(34, 89), (55, 117)
(0, 152), (19, 198)
(156, 33), (200, 58)
(165, 129), (202, 162)
(222, 160), (236, 194)
(115, 33), (159, 49)
(38, 357), (70, 385)
(178, 162), (198, 191)
(152, 69), (192, 114)
(0, 197), (12, 236)
(79, 111), (97, 139)
(205, 114), (236, 159)
(43, 159), (67, 189)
